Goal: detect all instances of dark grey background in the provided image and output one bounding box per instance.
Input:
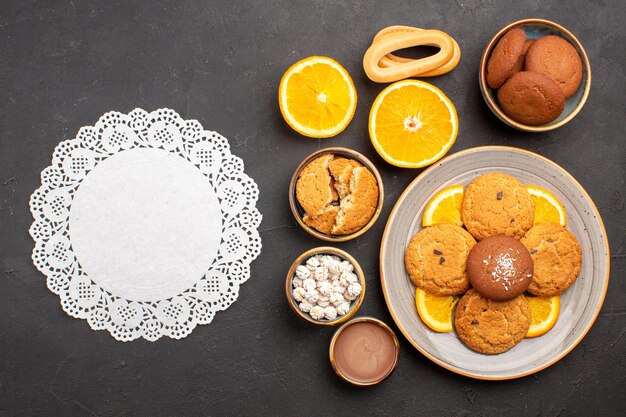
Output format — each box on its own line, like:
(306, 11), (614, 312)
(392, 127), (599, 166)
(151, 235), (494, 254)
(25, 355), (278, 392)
(1, 1), (625, 416)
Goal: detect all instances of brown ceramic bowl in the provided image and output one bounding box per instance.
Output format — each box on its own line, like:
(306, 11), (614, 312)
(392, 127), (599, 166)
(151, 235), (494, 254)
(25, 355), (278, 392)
(479, 18), (591, 132)
(285, 247), (366, 326)
(329, 317), (400, 386)
(288, 147), (384, 242)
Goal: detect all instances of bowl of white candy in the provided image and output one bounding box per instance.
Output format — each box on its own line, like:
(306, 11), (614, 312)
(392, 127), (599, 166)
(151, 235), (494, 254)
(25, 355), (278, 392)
(285, 247), (366, 326)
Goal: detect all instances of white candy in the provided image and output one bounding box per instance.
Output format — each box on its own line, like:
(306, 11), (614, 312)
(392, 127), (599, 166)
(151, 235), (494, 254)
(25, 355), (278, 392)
(296, 254), (358, 321)
(336, 301), (351, 316)
(305, 289), (320, 304)
(344, 272), (358, 284)
(292, 287), (307, 302)
(329, 292), (344, 306)
(347, 282), (362, 297)
(324, 306), (338, 320)
(310, 306), (325, 320)
(306, 256), (320, 269)
(317, 296), (330, 308)
(317, 281), (333, 296)
(320, 255), (334, 268)
(314, 266), (329, 282)
(332, 281), (346, 294)
(299, 300), (313, 313)
(328, 261), (342, 277)
(303, 278), (316, 292)
(295, 265), (311, 279)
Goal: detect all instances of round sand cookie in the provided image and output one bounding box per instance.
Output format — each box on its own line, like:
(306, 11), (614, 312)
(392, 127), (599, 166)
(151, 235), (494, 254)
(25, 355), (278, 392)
(525, 35), (583, 99)
(497, 71), (565, 125)
(404, 224), (476, 296)
(461, 173), (534, 240)
(521, 223), (582, 296)
(467, 235), (533, 301)
(455, 289), (531, 354)
(486, 28), (527, 89)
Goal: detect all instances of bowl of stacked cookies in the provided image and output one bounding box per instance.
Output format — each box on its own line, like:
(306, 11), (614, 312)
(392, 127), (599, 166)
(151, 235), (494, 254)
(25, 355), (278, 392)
(289, 147), (384, 242)
(479, 18), (592, 132)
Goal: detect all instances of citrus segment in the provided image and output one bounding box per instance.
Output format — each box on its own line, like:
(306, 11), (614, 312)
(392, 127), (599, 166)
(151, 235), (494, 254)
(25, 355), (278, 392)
(526, 185), (567, 226)
(415, 287), (460, 332)
(525, 295), (560, 338)
(279, 56), (357, 138)
(422, 184), (464, 227)
(369, 80), (458, 168)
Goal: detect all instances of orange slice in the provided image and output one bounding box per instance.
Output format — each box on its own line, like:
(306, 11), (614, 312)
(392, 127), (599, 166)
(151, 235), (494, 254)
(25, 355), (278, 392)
(526, 185), (567, 226)
(525, 295), (560, 338)
(422, 184), (464, 227)
(278, 56), (357, 138)
(368, 80), (458, 168)
(415, 287), (460, 332)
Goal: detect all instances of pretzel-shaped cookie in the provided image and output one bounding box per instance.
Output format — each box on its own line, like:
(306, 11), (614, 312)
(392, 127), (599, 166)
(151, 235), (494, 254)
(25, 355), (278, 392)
(363, 26), (461, 82)
(375, 26), (461, 77)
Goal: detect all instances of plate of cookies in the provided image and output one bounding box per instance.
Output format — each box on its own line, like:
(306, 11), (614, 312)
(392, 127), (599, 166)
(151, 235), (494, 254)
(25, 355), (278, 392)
(380, 146), (609, 380)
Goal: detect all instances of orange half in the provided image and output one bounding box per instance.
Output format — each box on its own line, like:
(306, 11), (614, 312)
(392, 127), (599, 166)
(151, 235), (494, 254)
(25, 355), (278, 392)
(369, 80), (458, 168)
(279, 56), (357, 138)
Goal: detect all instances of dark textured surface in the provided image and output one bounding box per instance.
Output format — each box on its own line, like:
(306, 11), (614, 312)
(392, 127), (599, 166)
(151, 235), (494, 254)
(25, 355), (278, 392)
(1, 0), (625, 415)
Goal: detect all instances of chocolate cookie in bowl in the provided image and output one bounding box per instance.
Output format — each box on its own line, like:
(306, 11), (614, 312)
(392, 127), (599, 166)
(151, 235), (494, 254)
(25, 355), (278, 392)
(497, 71), (565, 126)
(289, 148), (384, 242)
(486, 28), (527, 89)
(525, 35), (583, 99)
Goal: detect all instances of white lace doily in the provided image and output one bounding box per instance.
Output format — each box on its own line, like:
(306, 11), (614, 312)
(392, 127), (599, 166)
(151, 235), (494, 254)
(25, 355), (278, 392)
(29, 108), (262, 341)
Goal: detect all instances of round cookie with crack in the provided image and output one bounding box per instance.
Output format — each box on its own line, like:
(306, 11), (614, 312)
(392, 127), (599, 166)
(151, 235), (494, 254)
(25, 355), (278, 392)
(461, 173), (534, 241)
(295, 154), (334, 216)
(455, 289), (531, 354)
(404, 224), (476, 296)
(521, 223), (582, 296)
(303, 206), (339, 235)
(332, 166), (379, 235)
(329, 157), (362, 199)
(486, 28), (527, 89)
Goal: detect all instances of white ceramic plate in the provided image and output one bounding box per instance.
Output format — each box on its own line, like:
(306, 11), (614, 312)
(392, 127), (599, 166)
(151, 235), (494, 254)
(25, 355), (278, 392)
(380, 146), (610, 380)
